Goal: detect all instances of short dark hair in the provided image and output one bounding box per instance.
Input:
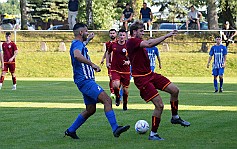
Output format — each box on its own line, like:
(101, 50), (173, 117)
(126, 3), (130, 6)
(118, 29), (126, 33)
(215, 35), (221, 39)
(129, 21), (144, 35)
(73, 23), (87, 31)
(109, 29), (117, 33)
(6, 32), (11, 36)
(73, 23), (87, 37)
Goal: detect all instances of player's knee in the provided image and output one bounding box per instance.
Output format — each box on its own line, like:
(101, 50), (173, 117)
(172, 87), (179, 96)
(86, 108), (96, 116)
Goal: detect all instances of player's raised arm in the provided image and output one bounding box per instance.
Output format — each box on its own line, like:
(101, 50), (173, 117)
(140, 30), (178, 48)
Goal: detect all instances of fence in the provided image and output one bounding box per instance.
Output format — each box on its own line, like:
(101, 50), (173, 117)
(0, 29), (236, 53)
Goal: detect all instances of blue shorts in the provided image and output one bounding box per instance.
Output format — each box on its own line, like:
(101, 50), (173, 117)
(212, 68), (224, 76)
(150, 66), (155, 72)
(77, 80), (104, 105)
(142, 18), (151, 23)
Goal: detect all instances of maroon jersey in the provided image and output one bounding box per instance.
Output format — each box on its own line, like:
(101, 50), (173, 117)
(105, 40), (116, 63)
(108, 41), (130, 73)
(126, 37), (151, 76)
(2, 41), (18, 62)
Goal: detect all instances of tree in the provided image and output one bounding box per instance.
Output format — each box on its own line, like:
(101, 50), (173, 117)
(27, 0), (68, 21)
(20, 0), (28, 30)
(219, 0), (237, 27)
(207, 0), (219, 29)
(85, 0), (94, 29)
(0, 0), (20, 15)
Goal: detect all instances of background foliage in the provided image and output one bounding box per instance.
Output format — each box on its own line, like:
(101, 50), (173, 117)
(1, 0), (237, 29)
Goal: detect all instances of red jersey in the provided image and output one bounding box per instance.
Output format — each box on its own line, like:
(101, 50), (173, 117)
(108, 41), (130, 73)
(126, 37), (151, 76)
(105, 40), (116, 63)
(2, 41), (18, 62)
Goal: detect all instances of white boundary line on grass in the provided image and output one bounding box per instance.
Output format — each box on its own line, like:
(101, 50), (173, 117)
(0, 102), (236, 111)
(3, 77), (237, 83)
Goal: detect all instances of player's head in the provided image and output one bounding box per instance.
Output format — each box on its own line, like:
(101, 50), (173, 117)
(5, 32), (11, 41)
(130, 21), (144, 38)
(73, 23), (88, 41)
(118, 29), (127, 42)
(109, 29), (117, 40)
(215, 35), (221, 44)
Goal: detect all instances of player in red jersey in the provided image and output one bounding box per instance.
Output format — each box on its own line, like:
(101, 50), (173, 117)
(107, 29), (130, 110)
(100, 29), (117, 99)
(0, 32), (18, 90)
(126, 21), (190, 140)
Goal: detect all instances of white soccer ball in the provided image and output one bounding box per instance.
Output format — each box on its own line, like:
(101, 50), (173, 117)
(135, 120), (149, 134)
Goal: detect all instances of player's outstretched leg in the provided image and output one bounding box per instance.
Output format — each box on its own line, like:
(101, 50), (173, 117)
(164, 83), (191, 127)
(64, 104), (96, 139)
(99, 91), (130, 137)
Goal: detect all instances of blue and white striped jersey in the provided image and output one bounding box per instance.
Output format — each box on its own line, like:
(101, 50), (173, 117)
(70, 40), (95, 86)
(145, 46), (159, 67)
(209, 44), (227, 69)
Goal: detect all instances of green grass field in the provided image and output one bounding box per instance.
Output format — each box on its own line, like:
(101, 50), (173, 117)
(0, 78), (237, 149)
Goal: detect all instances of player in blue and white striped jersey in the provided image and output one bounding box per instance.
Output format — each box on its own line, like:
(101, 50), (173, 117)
(145, 46), (161, 72)
(65, 23), (130, 140)
(207, 35), (227, 93)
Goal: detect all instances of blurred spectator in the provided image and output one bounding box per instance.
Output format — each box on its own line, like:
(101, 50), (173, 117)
(139, 2), (153, 30)
(221, 21), (237, 47)
(120, 3), (133, 31)
(186, 5), (202, 30)
(68, 0), (79, 30)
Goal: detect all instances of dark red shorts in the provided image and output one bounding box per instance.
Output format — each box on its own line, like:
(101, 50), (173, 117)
(111, 71), (130, 87)
(3, 62), (15, 73)
(134, 72), (171, 102)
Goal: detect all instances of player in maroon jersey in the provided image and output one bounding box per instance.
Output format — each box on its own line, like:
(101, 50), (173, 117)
(107, 29), (130, 110)
(100, 29), (117, 99)
(0, 32), (18, 90)
(126, 21), (190, 141)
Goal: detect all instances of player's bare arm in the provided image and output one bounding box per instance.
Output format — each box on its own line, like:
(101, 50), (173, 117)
(100, 50), (106, 65)
(140, 30), (178, 48)
(74, 49), (101, 72)
(8, 50), (18, 62)
(207, 56), (212, 68)
(105, 51), (111, 68)
(0, 52), (3, 69)
(222, 55), (227, 68)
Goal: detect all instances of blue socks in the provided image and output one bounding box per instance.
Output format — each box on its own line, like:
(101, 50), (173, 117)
(214, 79), (218, 91)
(68, 114), (86, 132)
(105, 110), (118, 132)
(120, 88), (123, 101)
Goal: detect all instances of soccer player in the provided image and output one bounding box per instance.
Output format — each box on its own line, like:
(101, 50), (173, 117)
(0, 32), (18, 90)
(145, 40), (161, 72)
(64, 23), (130, 139)
(100, 29), (117, 99)
(207, 36), (227, 93)
(107, 29), (130, 110)
(126, 21), (190, 141)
